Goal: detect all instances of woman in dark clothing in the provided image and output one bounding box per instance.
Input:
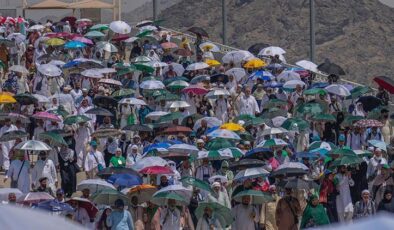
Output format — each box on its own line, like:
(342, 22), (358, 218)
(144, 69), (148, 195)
(350, 161), (369, 203)
(377, 190), (394, 213)
(58, 144), (78, 197)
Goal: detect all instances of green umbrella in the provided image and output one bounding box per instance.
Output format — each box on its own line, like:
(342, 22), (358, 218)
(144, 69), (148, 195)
(342, 115), (363, 126)
(329, 148), (357, 157)
(122, 124), (153, 132)
(304, 88), (327, 96)
(347, 86), (372, 99)
(39, 131), (67, 146)
(167, 80), (189, 91)
(91, 188), (129, 206)
(112, 89), (135, 98)
(207, 138), (234, 150)
(158, 112), (183, 123)
(155, 93), (180, 101)
(163, 76), (190, 85)
(308, 141), (337, 151)
(48, 106), (69, 118)
(141, 76), (160, 81)
(232, 190), (274, 204)
(234, 114), (256, 123)
(0, 130), (28, 142)
(330, 155), (363, 167)
(63, 115), (91, 125)
(198, 147), (244, 160)
(263, 99), (287, 109)
(181, 114), (204, 126)
(151, 192), (189, 206)
(281, 117), (309, 131)
(117, 67), (136, 76)
(261, 108), (287, 119)
(136, 30), (153, 38)
(311, 114), (336, 122)
(296, 102), (327, 115)
(245, 117), (267, 126)
(84, 30), (105, 38)
(238, 131), (254, 141)
(14, 93), (38, 105)
(180, 177), (213, 193)
(195, 202), (233, 227)
(89, 24), (109, 31)
(132, 63), (155, 73)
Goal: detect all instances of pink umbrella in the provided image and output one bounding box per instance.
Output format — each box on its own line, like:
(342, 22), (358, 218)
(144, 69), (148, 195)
(112, 34), (129, 42)
(182, 84), (209, 95)
(73, 36), (93, 45)
(32, 111), (62, 122)
(161, 42), (178, 49)
(353, 119), (384, 128)
(139, 166), (174, 175)
(17, 192), (54, 205)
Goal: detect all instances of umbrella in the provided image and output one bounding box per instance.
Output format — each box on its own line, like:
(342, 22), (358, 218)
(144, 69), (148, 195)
(158, 112), (184, 123)
(13, 93), (38, 105)
(91, 188), (129, 206)
(17, 192), (53, 204)
(122, 124), (153, 132)
(276, 71), (301, 82)
(65, 197), (98, 219)
(119, 97), (147, 106)
(147, 61), (168, 68)
(96, 167), (140, 179)
(140, 80), (165, 90)
(131, 156), (168, 172)
(32, 94), (50, 103)
(347, 86), (372, 99)
(232, 190), (274, 205)
(368, 140), (387, 152)
(91, 129), (122, 138)
(126, 184), (157, 203)
(77, 179), (116, 194)
(283, 80), (306, 89)
(193, 117), (223, 131)
(0, 130), (28, 142)
(168, 143), (198, 154)
(342, 115), (364, 126)
(308, 141), (336, 151)
(36, 199), (73, 213)
(14, 140), (51, 151)
(28, 24), (45, 31)
(154, 184), (193, 200)
(9, 65), (29, 74)
(197, 147), (244, 160)
(195, 202), (233, 227)
(356, 96), (383, 112)
(258, 46), (286, 56)
(304, 88), (327, 96)
(205, 88), (231, 99)
(229, 159), (265, 170)
(206, 138), (234, 150)
(151, 192), (189, 206)
(325, 84), (351, 97)
(271, 162), (309, 177)
(45, 38), (65, 46)
(354, 119), (384, 128)
(296, 102), (326, 115)
(163, 63), (185, 76)
(271, 116), (287, 127)
(85, 107), (113, 117)
(225, 67), (246, 82)
(93, 96), (118, 109)
(295, 60), (318, 72)
(317, 59), (346, 76)
(257, 138), (288, 148)
(260, 127), (288, 136)
(180, 177), (213, 193)
(187, 26), (208, 37)
(248, 42), (270, 55)
(181, 85), (209, 95)
(169, 101), (190, 108)
(263, 99), (288, 109)
(81, 69), (104, 78)
(243, 58), (266, 69)
(37, 64), (62, 77)
(84, 30), (105, 38)
(112, 89), (135, 98)
(190, 75), (210, 84)
(63, 115), (91, 125)
(0, 188), (23, 201)
(284, 178), (313, 190)
(108, 174), (142, 187)
(220, 123), (245, 132)
(64, 40), (86, 49)
(311, 113), (337, 122)
(331, 155), (363, 167)
(0, 93), (16, 104)
(199, 42), (219, 52)
(373, 76), (394, 94)
(146, 111), (170, 121)
(210, 73), (229, 84)
(234, 167), (270, 181)
(186, 62), (210, 71)
(109, 20), (131, 34)
(161, 41), (178, 49)
(39, 131), (67, 146)
(89, 24), (109, 31)
(32, 111), (62, 122)
(207, 129), (241, 140)
(96, 41), (118, 53)
(167, 80), (189, 90)
(205, 59), (221, 67)
(139, 166), (174, 175)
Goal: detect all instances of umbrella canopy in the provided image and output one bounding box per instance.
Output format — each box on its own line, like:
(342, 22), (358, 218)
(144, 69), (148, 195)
(225, 67), (246, 82)
(96, 41), (118, 52)
(199, 42), (219, 52)
(37, 64), (62, 77)
(308, 141), (336, 151)
(356, 96), (383, 112)
(0, 188), (23, 201)
(243, 58), (266, 69)
(368, 140), (387, 152)
(84, 30), (105, 38)
(81, 69), (104, 78)
(17, 192), (53, 204)
(354, 119), (384, 128)
(91, 188), (129, 206)
(0, 93), (16, 104)
(32, 111), (62, 122)
(373, 76), (394, 94)
(108, 174), (142, 187)
(234, 167), (270, 181)
(9, 65), (29, 74)
(96, 167), (140, 180)
(193, 117), (223, 131)
(139, 80), (165, 90)
(311, 113), (337, 122)
(131, 156), (168, 171)
(347, 86), (372, 99)
(85, 107), (114, 116)
(260, 127), (288, 136)
(45, 38), (65, 46)
(0, 130), (28, 142)
(257, 138), (288, 148)
(325, 84), (351, 97)
(39, 131), (67, 146)
(93, 96), (118, 109)
(186, 62), (210, 71)
(220, 123), (245, 132)
(195, 202), (233, 227)
(197, 147), (244, 160)
(64, 40), (86, 49)
(139, 166), (173, 175)
(169, 101), (191, 109)
(109, 20), (131, 34)
(151, 192), (189, 206)
(181, 85), (209, 95)
(296, 102), (327, 115)
(167, 80), (189, 90)
(284, 178), (313, 190)
(118, 97), (147, 106)
(206, 138), (234, 150)
(112, 89), (135, 98)
(180, 177), (213, 193)
(229, 159), (266, 170)
(89, 23), (109, 31)
(248, 42), (270, 55)
(295, 60), (318, 72)
(276, 71), (301, 82)
(206, 88), (231, 99)
(154, 184), (193, 200)
(331, 155), (363, 167)
(304, 88), (327, 96)
(271, 162), (309, 177)
(207, 129), (241, 140)
(14, 140), (51, 151)
(283, 80), (306, 89)
(168, 143), (199, 154)
(122, 124), (153, 132)
(77, 179), (116, 194)
(36, 199), (73, 213)
(317, 59), (346, 76)
(14, 93), (38, 105)
(63, 115), (91, 125)
(91, 129), (122, 138)
(65, 197), (98, 219)
(258, 46), (286, 56)
(126, 184), (157, 203)
(232, 190), (274, 205)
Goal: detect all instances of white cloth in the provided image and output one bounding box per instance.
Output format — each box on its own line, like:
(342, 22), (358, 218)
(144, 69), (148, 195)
(0, 124), (18, 170)
(196, 216), (222, 230)
(6, 159), (30, 193)
(238, 95), (260, 115)
(160, 207), (181, 230)
(195, 165), (214, 182)
(126, 153), (142, 167)
(74, 125), (92, 167)
(335, 173), (354, 219)
(214, 98), (229, 123)
(346, 132), (365, 150)
(73, 207), (90, 227)
(232, 204), (259, 230)
(367, 157), (387, 179)
(84, 150), (106, 172)
(207, 190), (231, 209)
(31, 159), (58, 191)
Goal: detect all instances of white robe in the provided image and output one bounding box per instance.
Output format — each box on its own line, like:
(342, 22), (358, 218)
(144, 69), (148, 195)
(6, 160), (31, 193)
(238, 95), (260, 115)
(214, 98), (228, 123)
(74, 125), (92, 167)
(0, 124), (18, 170)
(31, 159), (58, 192)
(335, 173), (354, 215)
(160, 207), (181, 230)
(84, 150), (106, 172)
(196, 216), (222, 230)
(232, 204), (259, 230)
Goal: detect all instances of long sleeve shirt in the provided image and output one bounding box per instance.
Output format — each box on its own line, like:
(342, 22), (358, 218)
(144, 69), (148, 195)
(106, 210), (134, 230)
(84, 150), (106, 172)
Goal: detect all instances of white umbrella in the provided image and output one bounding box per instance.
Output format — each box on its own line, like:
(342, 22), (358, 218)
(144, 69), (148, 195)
(222, 50), (254, 64)
(81, 69), (104, 78)
(325, 84), (351, 97)
(118, 97), (147, 106)
(139, 80), (165, 90)
(9, 65), (29, 74)
(37, 64), (62, 77)
(225, 67), (246, 82)
(131, 156), (168, 171)
(97, 68), (117, 74)
(32, 94), (50, 103)
(276, 71), (301, 83)
(283, 80), (306, 89)
(199, 42), (220, 52)
(193, 117), (223, 131)
(48, 60), (65, 67)
(109, 20), (131, 34)
(261, 127), (288, 136)
(98, 78), (122, 86)
(123, 37), (139, 44)
(169, 101), (190, 108)
(154, 184), (193, 200)
(271, 116), (287, 127)
(258, 46), (286, 56)
(28, 24), (45, 31)
(145, 111), (169, 120)
(163, 63), (185, 76)
(234, 167), (270, 181)
(0, 188), (23, 202)
(132, 56), (152, 63)
(96, 41), (118, 53)
(14, 140), (52, 151)
(168, 144), (199, 154)
(186, 62), (210, 71)
(77, 179), (115, 194)
(7, 33), (26, 43)
(208, 175), (228, 184)
(147, 61), (168, 68)
(295, 60), (318, 72)
(206, 88), (231, 99)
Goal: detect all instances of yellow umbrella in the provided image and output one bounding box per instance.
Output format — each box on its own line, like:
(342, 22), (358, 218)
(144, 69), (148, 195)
(243, 58), (266, 69)
(205, 59), (221, 67)
(45, 38), (65, 46)
(220, 122), (245, 132)
(0, 93), (17, 104)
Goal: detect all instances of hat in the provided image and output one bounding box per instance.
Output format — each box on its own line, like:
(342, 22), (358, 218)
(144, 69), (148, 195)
(82, 88), (88, 92)
(131, 145), (138, 150)
(116, 147), (122, 152)
(211, 182), (221, 188)
(133, 135), (140, 139)
(63, 85), (72, 91)
(56, 189), (64, 195)
(196, 139), (204, 144)
(361, 189), (370, 195)
(90, 141), (98, 147)
(338, 134), (345, 142)
(39, 177), (48, 182)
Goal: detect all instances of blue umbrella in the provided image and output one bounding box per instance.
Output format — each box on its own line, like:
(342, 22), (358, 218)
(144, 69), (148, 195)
(143, 142), (171, 154)
(310, 82), (329, 89)
(63, 60), (80, 68)
(295, 151), (320, 159)
(368, 140), (387, 152)
(245, 147), (273, 158)
(35, 199), (74, 213)
(263, 82), (283, 88)
(107, 174), (142, 187)
(64, 40), (86, 49)
(249, 70), (273, 81)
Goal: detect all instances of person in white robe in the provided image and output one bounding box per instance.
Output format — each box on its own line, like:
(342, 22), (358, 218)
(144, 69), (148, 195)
(74, 122), (93, 167)
(207, 182), (231, 209)
(33, 119), (45, 140)
(232, 195), (260, 230)
(0, 119), (18, 171)
(196, 206), (222, 230)
(335, 166), (354, 223)
(118, 103), (132, 129)
(4, 153), (30, 193)
(214, 96), (229, 123)
(160, 199), (182, 230)
(31, 151), (58, 192)
(77, 99), (96, 128)
(238, 86), (260, 115)
(126, 145), (142, 168)
(84, 141), (106, 179)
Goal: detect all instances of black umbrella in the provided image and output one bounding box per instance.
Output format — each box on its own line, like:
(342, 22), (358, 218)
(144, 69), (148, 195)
(187, 27), (209, 37)
(270, 168), (308, 177)
(97, 167), (140, 179)
(282, 178), (318, 190)
(210, 74), (229, 84)
(229, 159), (266, 170)
(0, 130), (28, 142)
(356, 96), (383, 112)
(317, 59), (346, 76)
(248, 43), (270, 56)
(93, 96), (118, 109)
(85, 107), (114, 117)
(122, 124), (153, 132)
(14, 93), (38, 105)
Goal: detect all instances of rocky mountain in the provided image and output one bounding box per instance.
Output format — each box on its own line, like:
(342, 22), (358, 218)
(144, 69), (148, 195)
(158, 0), (394, 85)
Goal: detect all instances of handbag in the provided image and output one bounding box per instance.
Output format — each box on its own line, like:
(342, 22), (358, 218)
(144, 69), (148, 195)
(11, 161), (25, 188)
(92, 153), (104, 172)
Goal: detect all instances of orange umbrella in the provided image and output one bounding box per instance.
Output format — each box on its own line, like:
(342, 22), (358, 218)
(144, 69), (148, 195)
(127, 184), (157, 204)
(220, 122), (245, 132)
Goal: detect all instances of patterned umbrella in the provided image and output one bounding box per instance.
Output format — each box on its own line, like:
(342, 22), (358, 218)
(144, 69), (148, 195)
(125, 184), (157, 204)
(197, 147), (244, 160)
(139, 166), (174, 175)
(353, 119), (384, 128)
(257, 138), (288, 148)
(181, 85), (209, 95)
(17, 192), (53, 205)
(271, 162), (309, 177)
(234, 167), (270, 181)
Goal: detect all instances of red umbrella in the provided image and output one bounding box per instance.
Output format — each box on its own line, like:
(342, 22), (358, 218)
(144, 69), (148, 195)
(139, 166), (174, 175)
(161, 42), (178, 49)
(66, 197), (98, 219)
(182, 85), (209, 95)
(162, 126), (192, 133)
(374, 76), (394, 94)
(112, 34), (129, 42)
(354, 119), (384, 128)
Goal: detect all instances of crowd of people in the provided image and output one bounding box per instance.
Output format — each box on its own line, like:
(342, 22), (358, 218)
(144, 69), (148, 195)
(0, 15), (393, 230)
